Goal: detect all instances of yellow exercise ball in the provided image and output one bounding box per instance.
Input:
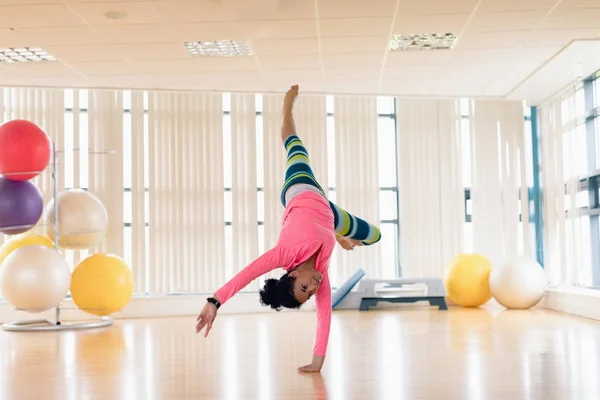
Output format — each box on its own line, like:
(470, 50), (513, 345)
(0, 232), (54, 268)
(444, 253), (493, 308)
(70, 253), (134, 316)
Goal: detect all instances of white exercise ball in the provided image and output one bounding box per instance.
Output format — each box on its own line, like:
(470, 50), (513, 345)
(489, 256), (547, 310)
(0, 244), (71, 312)
(44, 189), (108, 250)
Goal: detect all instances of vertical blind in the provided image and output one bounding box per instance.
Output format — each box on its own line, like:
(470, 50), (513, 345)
(396, 97), (532, 277)
(0, 88), (389, 297)
(396, 99), (465, 278)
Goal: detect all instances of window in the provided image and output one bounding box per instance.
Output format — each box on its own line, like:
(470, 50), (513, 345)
(376, 96), (400, 277)
(565, 71), (600, 287)
(587, 73), (600, 287)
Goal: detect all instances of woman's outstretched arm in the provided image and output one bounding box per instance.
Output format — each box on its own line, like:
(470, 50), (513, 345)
(298, 273), (332, 373)
(214, 246), (294, 305)
(196, 245), (297, 337)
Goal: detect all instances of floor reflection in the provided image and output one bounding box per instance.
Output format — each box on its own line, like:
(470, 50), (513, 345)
(0, 307), (599, 399)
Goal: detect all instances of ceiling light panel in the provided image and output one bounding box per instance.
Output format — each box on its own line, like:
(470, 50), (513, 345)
(183, 40), (253, 57)
(389, 33), (457, 51)
(0, 47), (57, 64)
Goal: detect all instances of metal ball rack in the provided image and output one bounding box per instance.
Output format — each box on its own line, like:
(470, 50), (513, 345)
(2, 143), (114, 332)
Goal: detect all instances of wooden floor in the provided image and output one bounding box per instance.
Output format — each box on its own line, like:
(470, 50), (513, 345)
(1, 307), (600, 400)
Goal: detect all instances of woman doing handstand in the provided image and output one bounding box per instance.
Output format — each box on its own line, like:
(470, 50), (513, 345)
(195, 85), (381, 373)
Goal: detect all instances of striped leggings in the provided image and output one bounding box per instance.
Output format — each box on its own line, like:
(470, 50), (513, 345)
(280, 135), (381, 246)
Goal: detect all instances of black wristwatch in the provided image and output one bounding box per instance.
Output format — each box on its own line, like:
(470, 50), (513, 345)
(207, 297), (221, 309)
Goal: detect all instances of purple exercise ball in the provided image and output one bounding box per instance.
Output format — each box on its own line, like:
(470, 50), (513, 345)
(0, 177), (44, 235)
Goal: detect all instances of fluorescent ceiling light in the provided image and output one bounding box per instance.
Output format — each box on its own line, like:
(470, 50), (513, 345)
(183, 40), (253, 57)
(389, 33), (457, 51)
(0, 47), (56, 64)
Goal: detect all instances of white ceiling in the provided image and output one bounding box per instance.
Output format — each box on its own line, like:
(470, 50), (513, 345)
(0, 0), (599, 103)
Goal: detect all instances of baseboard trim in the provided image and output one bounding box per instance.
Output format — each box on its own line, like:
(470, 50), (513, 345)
(3, 287), (598, 324)
(537, 287), (600, 321)
(0, 292), (317, 324)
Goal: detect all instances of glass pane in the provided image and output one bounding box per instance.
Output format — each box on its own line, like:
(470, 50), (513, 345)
(145, 191), (150, 224)
(224, 224), (233, 279)
(222, 93), (231, 113)
(576, 123), (587, 176)
(379, 190), (397, 220)
(561, 96), (572, 124)
(255, 94), (263, 113)
(380, 223), (397, 278)
(377, 96), (394, 114)
(377, 117), (397, 188)
(223, 115), (232, 189)
(145, 225), (150, 292)
(80, 249), (90, 263)
(79, 113), (89, 189)
(144, 113), (149, 188)
(576, 88), (586, 117)
(64, 89), (73, 109)
(326, 95), (334, 114)
(65, 250), (74, 273)
(523, 103), (531, 118)
(578, 190), (589, 208)
(79, 89), (88, 109)
(143, 91), (149, 110)
(529, 223), (537, 260)
(123, 191), (132, 224)
(580, 215), (600, 286)
(596, 118), (600, 169)
(460, 98), (469, 116)
(123, 113), (132, 188)
(524, 120), (533, 187)
(517, 221), (523, 255)
(581, 215), (592, 285)
(562, 130), (571, 179)
(329, 189), (336, 204)
(464, 222), (473, 253)
(461, 118), (471, 188)
(327, 116), (336, 188)
(258, 224), (265, 255)
(124, 226), (132, 270)
(123, 90), (131, 110)
(224, 190), (232, 223)
(64, 112), (74, 188)
(257, 190), (264, 222)
(256, 115), (264, 188)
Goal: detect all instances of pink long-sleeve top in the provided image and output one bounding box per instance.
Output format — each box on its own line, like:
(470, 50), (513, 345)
(214, 191), (337, 356)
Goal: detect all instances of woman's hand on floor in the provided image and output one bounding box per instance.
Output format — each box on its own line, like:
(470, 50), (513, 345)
(298, 355), (325, 373)
(195, 302), (217, 337)
(298, 364), (321, 373)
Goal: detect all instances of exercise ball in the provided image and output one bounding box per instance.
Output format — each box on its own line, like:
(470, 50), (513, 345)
(0, 232), (54, 267)
(0, 119), (51, 181)
(489, 256), (547, 309)
(0, 245), (71, 312)
(71, 253), (133, 316)
(44, 189), (108, 250)
(444, 253), (493, 308)
(0, 177), (44, 235)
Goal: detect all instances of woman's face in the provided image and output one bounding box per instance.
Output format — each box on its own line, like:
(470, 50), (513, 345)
(289, 268), (323, 304)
